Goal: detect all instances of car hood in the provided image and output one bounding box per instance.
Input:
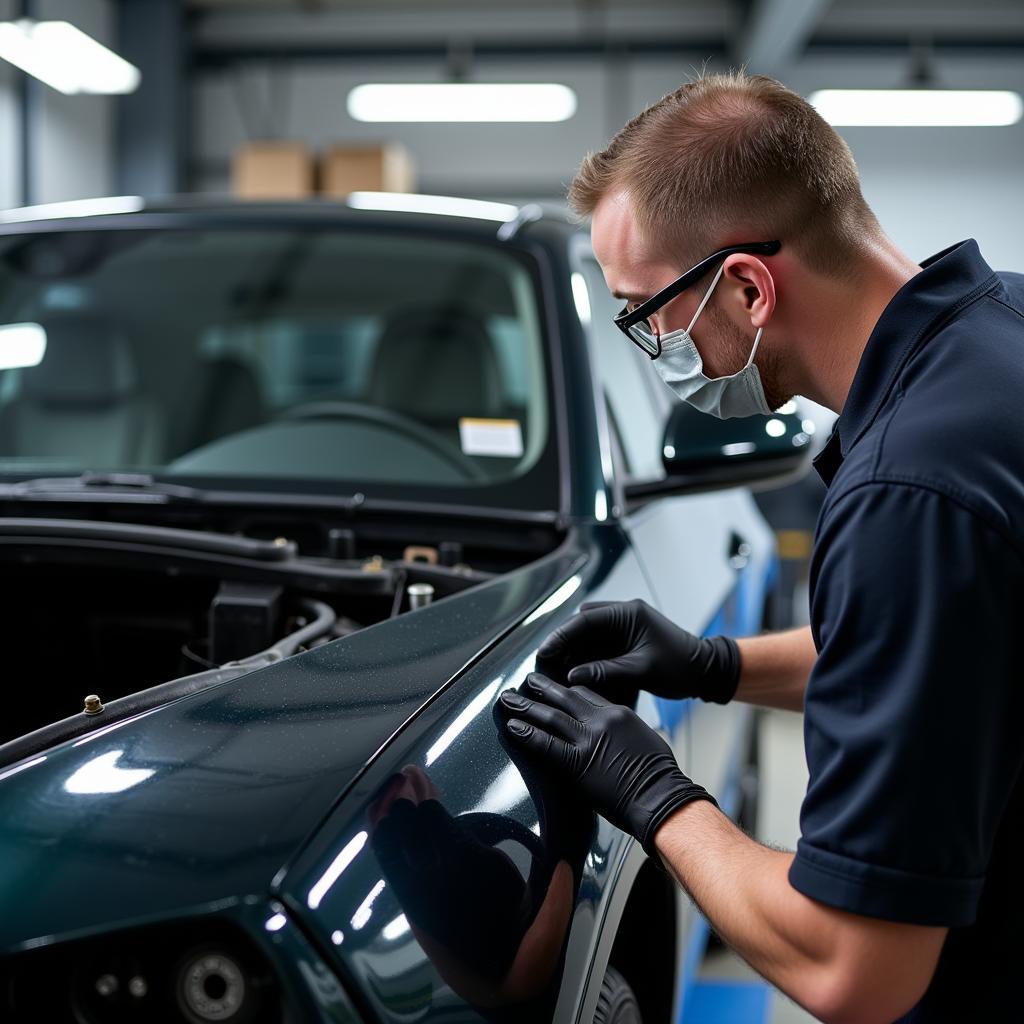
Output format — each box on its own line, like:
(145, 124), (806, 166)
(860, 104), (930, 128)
(0, 542), (582, 953)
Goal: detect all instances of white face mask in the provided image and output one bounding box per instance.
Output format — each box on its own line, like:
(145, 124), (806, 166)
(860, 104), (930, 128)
(653, 264), (772, 419)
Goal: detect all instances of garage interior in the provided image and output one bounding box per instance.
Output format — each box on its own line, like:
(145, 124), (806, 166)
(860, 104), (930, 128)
(0, 2), (1021, 1023)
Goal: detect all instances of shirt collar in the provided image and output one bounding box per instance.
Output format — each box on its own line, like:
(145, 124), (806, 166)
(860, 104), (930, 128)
(812, 239), (997, 486)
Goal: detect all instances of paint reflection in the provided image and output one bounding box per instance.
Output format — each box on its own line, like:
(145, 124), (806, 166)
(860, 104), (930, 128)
(63, 749), (155, 794)
(367, 750), (594, 1022)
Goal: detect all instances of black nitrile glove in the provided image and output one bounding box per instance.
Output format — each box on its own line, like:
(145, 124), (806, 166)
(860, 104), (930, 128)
(497, 673), (716, 857)
(536, 599), (741, 705)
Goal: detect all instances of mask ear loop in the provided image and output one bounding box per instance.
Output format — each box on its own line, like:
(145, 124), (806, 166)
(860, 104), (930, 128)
(686, 264), (726, 334)
(744, 327), (765, 368)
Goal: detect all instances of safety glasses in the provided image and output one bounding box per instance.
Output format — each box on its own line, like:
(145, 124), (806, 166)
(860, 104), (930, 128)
(613, 240), (781, 358)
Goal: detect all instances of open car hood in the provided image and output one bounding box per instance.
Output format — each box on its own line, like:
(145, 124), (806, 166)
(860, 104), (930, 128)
(0, 544), (582, 953)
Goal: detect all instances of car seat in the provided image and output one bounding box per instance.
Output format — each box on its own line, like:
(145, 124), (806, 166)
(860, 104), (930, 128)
(180, 354), (265, 456)
(367, 308), (505, 444)
(0, 315), (164, 467)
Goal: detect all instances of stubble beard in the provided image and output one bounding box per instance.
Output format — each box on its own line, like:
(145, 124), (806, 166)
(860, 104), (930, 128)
(703, 306), (793, 413)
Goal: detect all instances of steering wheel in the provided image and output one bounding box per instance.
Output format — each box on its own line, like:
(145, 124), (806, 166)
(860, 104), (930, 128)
(278, 400), (488, 482)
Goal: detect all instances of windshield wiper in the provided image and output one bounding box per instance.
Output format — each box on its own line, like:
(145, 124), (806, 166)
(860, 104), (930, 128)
(0, 472), (204, 503)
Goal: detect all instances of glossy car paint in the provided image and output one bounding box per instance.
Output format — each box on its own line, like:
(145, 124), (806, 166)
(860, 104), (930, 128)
(0, 537), (583, 950)
(0, 200), (780, 1022)
(278, 523), (772, 1024)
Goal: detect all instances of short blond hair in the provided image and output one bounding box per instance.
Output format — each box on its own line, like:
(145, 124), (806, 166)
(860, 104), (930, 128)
(569, 71), (880, 276)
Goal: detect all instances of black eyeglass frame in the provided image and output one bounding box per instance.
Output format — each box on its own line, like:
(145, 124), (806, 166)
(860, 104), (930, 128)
(613, 240), (781, 359)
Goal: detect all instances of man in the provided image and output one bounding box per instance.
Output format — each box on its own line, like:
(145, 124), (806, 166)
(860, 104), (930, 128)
(496, 72), (1023, 1022)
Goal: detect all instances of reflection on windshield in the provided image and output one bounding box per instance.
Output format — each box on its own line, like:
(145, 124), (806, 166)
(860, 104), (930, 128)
(0, 228), (551, 504)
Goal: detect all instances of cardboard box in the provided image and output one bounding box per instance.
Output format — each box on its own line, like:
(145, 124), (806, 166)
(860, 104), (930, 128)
(232, 141), (315, 199)
(319, 143), (416, 196)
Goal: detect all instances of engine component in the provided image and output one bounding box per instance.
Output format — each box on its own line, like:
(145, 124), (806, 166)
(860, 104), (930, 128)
(407, 583), (435, 610)
(241, 598), (336, 662)
(327, 527), (356, 560)
(177, 949), (246, 1024)
(0, 599), (338, 771)
(439, 540), (463, 567)
(208, 583), (283, 665)
(403, 545), (438, 565)
(83, 694), (104, 716)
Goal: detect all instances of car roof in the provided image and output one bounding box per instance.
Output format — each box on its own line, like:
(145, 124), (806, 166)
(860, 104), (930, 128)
(0, 193), (584, 242)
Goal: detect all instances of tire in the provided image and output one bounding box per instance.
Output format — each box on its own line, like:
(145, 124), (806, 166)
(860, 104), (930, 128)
(594, 965), (643, 1024)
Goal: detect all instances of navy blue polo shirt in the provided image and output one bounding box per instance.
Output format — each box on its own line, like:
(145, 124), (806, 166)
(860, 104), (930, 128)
(787, 240), (1024, 1021)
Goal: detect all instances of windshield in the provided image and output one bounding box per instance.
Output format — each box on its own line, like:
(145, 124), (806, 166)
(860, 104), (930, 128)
(0, 224), (558, 510)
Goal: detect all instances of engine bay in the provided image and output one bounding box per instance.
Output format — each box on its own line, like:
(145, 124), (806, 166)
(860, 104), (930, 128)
(0, 506), (564, 759)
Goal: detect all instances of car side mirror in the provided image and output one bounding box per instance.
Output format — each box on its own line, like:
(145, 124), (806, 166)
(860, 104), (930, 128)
(623, 402), (812, 508)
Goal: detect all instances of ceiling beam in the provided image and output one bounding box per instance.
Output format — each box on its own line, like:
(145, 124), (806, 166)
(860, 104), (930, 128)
(735, 0), (831, 75)
(192, 37), (731, 68)
(193, 2), (732, 48)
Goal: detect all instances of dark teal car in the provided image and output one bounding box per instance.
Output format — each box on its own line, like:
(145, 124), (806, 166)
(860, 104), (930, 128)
(0, 195), (809, 1023)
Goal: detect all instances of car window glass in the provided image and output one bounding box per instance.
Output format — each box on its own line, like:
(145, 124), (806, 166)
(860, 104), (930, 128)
(603, 392), (631, 478)
(0, 228), (555, 507)
(578, 258), (667, 482)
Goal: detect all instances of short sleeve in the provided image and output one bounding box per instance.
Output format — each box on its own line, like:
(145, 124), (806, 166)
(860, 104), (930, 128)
(789, 482), (1024, 927)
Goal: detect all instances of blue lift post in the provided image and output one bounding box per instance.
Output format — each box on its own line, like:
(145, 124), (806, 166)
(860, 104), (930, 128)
(681, 979), (773, 1024)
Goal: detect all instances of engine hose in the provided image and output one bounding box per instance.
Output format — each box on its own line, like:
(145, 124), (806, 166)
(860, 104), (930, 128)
(227, 598), (337, 664)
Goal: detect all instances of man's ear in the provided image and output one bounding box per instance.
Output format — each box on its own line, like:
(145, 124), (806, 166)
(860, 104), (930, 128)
(722, 255), (776, 329)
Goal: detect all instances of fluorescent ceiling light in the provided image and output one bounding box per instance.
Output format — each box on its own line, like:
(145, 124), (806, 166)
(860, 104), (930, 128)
(0, 19), (140, 94)
(347, 191), (518, 222)
(348, 83), (577, 123)
(810, 89), (1023, 127)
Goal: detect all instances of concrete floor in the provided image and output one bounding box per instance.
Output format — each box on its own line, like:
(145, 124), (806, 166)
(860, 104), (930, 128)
(698, 708), (820, 1024)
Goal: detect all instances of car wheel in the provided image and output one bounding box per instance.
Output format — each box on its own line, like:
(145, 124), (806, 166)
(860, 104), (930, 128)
(594, 965), (643, 1024)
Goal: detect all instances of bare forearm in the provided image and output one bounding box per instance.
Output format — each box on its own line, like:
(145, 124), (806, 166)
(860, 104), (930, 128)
(655, 801), (837, 1011)
(733, 625), (816, 711)
(654, 801), (945, 1023)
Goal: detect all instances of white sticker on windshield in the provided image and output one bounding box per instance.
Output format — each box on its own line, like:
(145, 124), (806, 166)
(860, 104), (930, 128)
(458, 418), (524, 458)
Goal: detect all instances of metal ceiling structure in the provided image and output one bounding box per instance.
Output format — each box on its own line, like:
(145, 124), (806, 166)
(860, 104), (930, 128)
(184, 0), (1024, 69)
(101, 0), (1024, 204)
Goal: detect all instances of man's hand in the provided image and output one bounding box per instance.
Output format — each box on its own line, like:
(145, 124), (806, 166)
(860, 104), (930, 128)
(497, 673), (715, 855)
(536, 599), (741, 705)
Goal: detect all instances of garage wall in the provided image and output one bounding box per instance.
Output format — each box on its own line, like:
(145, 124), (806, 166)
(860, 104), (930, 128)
(784, 58), (1024, 274)
(0, 0), (117, 209)
(191, 51), (1024, 271)
(32, 0), (117, 204)
(190, 60), (611, 199)
(0, 0), (19, 209)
